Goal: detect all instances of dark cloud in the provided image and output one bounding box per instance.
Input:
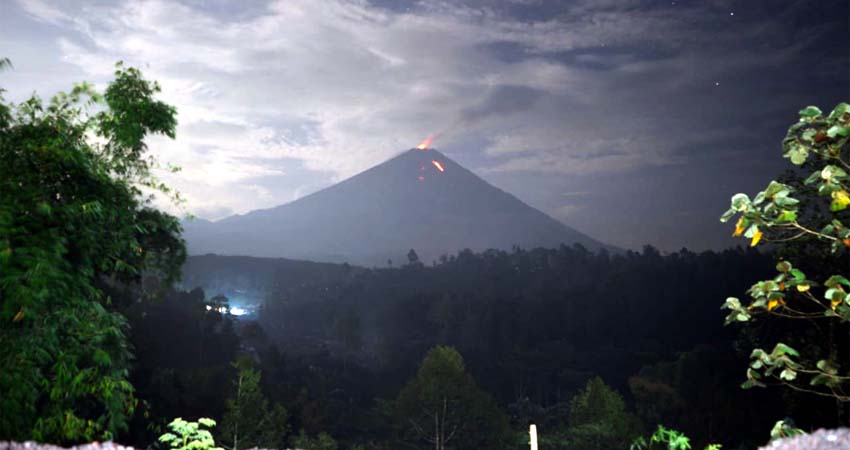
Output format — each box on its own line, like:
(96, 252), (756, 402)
(543, 45), (679, 71)
(459, 85), (543, 125)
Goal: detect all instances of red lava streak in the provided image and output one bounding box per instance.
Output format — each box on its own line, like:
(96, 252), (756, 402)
(431, 160), (445, 172)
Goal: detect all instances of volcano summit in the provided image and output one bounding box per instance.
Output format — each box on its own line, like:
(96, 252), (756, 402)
(183, 148), (612, 265)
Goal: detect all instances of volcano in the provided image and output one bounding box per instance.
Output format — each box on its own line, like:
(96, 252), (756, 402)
(183, 148), (613, 265)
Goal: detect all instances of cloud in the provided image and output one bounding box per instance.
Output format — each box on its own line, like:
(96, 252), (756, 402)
(2, 0), (845, 231)
(459, 85), (543, 125)
(550, 203), (581, 219)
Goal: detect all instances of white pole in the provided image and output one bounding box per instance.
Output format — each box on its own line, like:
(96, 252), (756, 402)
(529, 424), (538, 450)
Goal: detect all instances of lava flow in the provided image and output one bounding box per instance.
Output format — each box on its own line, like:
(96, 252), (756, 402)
(431, 160), (445, 172)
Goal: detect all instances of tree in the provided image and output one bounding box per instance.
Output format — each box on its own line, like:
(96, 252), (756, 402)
(565, 377), (641, 450)
(407, 248), (421, 266)
(0, 62), (185, 442)
(393, 346), (509, 450)
(720, 103), (850, 403)
(159, 418), (223, 450)
(219, 357), (289, 450)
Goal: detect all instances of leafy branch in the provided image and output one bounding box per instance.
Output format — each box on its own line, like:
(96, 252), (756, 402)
(721, 102), (850, 402)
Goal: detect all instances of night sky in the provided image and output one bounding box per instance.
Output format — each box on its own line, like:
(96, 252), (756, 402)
(1, 0), (847, 251)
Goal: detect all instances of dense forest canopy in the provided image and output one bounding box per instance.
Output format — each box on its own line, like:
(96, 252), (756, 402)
(173, 245), (796, 449)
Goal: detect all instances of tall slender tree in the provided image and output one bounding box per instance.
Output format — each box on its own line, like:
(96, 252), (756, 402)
(394, 346), (509, 450)
(219, 357), (289, 450)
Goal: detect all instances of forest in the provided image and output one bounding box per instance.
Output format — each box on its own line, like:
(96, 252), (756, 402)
(2, 50), (850, 450)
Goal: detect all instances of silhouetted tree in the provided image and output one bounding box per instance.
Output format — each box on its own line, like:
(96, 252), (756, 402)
(393, 346), (509, 450)
(408, 248), (421, 266)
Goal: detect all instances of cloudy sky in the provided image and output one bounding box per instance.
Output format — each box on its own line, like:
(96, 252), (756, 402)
(1, 0), (847, 251)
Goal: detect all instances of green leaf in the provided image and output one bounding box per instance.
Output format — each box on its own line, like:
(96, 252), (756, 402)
(773, 343), (799, 357)
(776, 210), (797, 223)
(731, 193), (750, 210)
(799, 106), (822, 118)
(804, 171), (821, 185)
(719, 208), (736, 223)
(774, 193), (799, 207)
(811, 373), (836, 387)
(801, 129), (817, 143)
(816, 359), (838, 374)
(197, 418), (216, 428)
(787, 145), (809, 165)
(825, 275), (850, 288)
(828, 103), (850, 120)
(827, 125), (850, 138)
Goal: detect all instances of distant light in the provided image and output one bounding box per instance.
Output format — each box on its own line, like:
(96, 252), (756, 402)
(715, 81), (720, 86)
(205, 305), (212, 311)
(230, 307), (247, 316)
(730, 12), (734, 15)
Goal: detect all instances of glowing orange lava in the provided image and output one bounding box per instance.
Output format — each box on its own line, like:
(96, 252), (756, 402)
(431, 160), (445, 172)
(416, 135), (434, 150)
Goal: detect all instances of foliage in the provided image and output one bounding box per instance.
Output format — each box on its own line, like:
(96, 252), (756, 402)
(627, 347), (780, 448)
(219, 357), (289, 450)
(290, 429), (338, 450)
(158, 417), (223, 450)
(0, 62), (185, 442)
(720, 102), (850, 401)
(566, 377), (641, 450)
(631, 425), (721, 450)
(769, 419), (805, 441)
(393, 346), (509, 450)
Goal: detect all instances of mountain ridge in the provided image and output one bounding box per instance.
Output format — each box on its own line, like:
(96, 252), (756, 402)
(183, 148), (614, 265)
